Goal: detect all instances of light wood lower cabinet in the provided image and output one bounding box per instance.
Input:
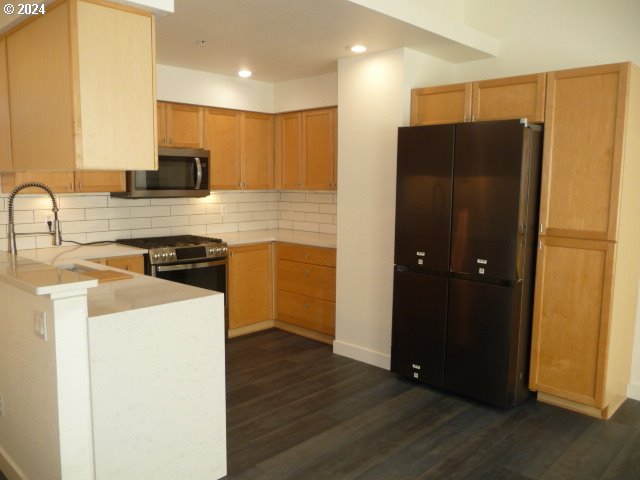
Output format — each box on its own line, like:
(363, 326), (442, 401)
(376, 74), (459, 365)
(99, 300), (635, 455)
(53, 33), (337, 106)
(529, 237), (615, 409)
(90, 255), (144, 274)
(228, 243), (273, 331)
(276, 243), (336, 339)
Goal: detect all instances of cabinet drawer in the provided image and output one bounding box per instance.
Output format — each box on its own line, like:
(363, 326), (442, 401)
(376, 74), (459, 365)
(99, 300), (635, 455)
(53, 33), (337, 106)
(277, 260), (335, 301)
(278, 243), (336, 267)
(277, 291), (335, 336)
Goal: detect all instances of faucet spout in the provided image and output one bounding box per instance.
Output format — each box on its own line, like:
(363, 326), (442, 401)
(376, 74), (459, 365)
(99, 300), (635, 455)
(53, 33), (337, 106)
(7, 182), (62, 254)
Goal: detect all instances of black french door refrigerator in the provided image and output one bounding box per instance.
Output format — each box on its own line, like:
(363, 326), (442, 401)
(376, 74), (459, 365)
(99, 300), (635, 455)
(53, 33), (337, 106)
(391, 119), (542, 408)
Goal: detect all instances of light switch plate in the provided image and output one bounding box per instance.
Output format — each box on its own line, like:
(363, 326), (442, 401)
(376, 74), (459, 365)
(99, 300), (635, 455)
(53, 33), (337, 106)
(34, 308), (48, 341)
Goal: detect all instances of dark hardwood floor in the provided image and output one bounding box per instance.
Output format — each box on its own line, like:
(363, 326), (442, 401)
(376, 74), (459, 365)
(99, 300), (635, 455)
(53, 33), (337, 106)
(224, 329), (640, 480)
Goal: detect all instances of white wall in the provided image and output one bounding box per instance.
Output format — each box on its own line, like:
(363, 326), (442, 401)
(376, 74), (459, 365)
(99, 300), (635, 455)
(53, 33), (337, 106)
(158, 65), (338, 114)
(157, 64), (274, 113)
(273, 73), (338, 112)
(458, 0), (640, 81)
(333, 48), (452, 368)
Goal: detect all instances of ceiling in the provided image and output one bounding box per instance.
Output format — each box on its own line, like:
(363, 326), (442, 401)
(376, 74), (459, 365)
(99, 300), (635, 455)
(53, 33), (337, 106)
(155, 0), (495, 83)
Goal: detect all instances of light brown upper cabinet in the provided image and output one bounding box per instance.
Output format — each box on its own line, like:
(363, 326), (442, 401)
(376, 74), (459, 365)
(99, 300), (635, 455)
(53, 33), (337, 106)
(529, 62), (640, 419)
(0, 38), (11, 171)
(204, 108), (273, 190)
(277, 112), (303, 189)
(5, 0), (156, 171)
(411, 73), (545, 125)
(538, 63), (630, 241)
(1, 171), (126, 193)
(157, 102), (204, 148)
(276, 107), (337, 190)
(241, 112), (274, 189)
(203, 108), (241, 189)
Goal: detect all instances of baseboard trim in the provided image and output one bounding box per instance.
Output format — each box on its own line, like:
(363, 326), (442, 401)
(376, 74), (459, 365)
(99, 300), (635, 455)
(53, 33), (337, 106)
(333, 340), (390, 370)
(228, 320), (275, 338)
(627, 381), (640, 400)
(0, 445), (26, 480)
(274, 321), (334, 345)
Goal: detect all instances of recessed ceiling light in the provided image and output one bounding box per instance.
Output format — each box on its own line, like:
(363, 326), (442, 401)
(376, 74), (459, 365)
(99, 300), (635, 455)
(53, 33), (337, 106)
(350, 44), (367, 53)
(238, 69), (252, 78)
(198, 40), (207, 47)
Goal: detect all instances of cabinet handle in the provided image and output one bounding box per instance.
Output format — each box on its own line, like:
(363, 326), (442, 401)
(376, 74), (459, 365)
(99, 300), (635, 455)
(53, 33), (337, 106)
(539, 223), (544, 233)
(303, 268), (309, 278)
(304, 303), (310, 310)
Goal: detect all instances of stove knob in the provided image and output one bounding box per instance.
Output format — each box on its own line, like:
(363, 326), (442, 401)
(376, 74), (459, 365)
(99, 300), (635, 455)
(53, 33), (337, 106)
(153, 253), (159, 260)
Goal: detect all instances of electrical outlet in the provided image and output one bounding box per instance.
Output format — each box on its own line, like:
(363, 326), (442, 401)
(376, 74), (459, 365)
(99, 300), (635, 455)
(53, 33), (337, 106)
(0, 393), (4, 417)
(34, 308), (48, 341)
(34, 211), (54, 224)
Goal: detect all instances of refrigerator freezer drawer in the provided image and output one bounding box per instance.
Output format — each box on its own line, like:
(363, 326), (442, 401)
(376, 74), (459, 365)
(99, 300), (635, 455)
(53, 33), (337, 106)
(391, 270), (448, 388)
(444, 278), (528, 408)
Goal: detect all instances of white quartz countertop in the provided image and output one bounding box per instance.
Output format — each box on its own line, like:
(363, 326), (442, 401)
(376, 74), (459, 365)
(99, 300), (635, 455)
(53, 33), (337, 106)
(18, 243), (147, 265)
(78, 259), (221, 318)
(0, 251), (98, 295)
(218, 229), (336, 248)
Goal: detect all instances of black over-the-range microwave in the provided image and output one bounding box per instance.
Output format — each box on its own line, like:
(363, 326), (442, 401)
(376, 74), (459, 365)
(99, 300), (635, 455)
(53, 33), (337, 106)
(111, 147), (210, 198)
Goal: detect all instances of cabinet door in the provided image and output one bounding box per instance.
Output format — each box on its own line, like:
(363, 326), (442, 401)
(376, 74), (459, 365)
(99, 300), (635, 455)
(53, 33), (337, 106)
(228, 243), (273, 329)
(410, 83), (471, 125)
(1, 171), (75, 193)
(203, 108), (241, 189)
(472, 73), (546, 123)
(529, 236), (615, 407)
(7, 2), (75, 170)
(240, 112), (273, 189)
(105, 255), (144, 274)
(165, 103), (203, 148)
(157, 102), (167, 145)
(0, 38), (11, 170)
(75, 171), (125, 192)
(303, 108), (336, 190)
(280, 112), (302, 189)
(277, 259), (336, 302)
(539, 63), (629, 241)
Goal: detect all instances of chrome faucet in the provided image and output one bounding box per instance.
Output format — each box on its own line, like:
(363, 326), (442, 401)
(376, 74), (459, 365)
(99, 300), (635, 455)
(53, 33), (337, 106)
(7, 182), (62, 254)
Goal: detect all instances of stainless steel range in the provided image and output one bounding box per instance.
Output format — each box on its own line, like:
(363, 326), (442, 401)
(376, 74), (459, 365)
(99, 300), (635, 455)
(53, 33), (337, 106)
(117, 235), (229, 330)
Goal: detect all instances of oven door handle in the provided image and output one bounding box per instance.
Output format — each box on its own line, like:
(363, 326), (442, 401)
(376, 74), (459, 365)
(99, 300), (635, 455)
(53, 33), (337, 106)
(155, 258), (227, 273)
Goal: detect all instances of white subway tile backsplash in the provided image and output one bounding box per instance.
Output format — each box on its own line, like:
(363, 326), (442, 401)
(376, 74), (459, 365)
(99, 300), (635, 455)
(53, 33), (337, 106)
(189, 214), (222, 225)
(62, 220), (109, 234)
(60, 195), (108, 209)
(150, 198), (189, 206)
(222, 212), (253, 223)
(0, 189), (336, 251)
(306, 213), (333, 224)
(171, 225), (206, 236)
(237, 202), (268, 212)
(109, 218), (152, 231)
(152, 216), (189, 228)
(171, 204), (207, 216)
(319, 224), (337, 235)
(280, 192), (305, 202)
(85, 207), (129, 220)
(239, 220), (269, 231)
(131, 206), (171, 218)
(293, 221), (320, 232)
(207, 223), (239, 234)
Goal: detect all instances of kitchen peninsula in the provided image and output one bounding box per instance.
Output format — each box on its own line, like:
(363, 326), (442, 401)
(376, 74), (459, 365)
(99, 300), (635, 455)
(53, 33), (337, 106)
(0, 249), (227, 480)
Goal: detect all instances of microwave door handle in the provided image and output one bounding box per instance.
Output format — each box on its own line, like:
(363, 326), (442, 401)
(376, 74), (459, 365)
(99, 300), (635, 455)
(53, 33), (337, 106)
(194, 157), (203, 189)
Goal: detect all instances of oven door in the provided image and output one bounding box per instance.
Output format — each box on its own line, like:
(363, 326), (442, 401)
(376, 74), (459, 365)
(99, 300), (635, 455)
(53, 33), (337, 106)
(151, 258), (228, 329)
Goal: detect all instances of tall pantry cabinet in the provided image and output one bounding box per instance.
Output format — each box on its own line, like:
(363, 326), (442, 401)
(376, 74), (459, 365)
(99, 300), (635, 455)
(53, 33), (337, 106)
(529, 63), (640, 418)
